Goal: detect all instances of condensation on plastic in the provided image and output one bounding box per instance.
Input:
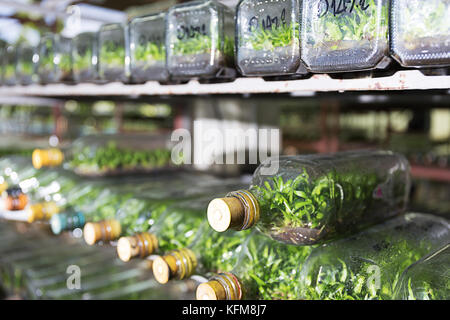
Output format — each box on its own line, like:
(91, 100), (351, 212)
(66, 133), (175, 177)
(129, 12), (169, 83)
(72, 32), (98, 83)
(390, 0), (450, 67)
(2, 45), (17, 86)
(301, 0), (390, 72)
(37, 34), (73, 84)
(98, 23), (129, 83)
(166, 0), (236, 80)
(299, 213), (450, 300)
(394, 243), (449, 300)
(16, 42), (37, 86)
(250, 150), (411, 245)
(236, 0), (303, 76)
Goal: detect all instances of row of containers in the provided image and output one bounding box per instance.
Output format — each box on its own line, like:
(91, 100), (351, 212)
(1, 0), (450, 86)
(0, 139), (449, 299)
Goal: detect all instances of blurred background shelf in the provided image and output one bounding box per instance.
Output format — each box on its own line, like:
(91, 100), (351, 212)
(0, 71), (449, 98)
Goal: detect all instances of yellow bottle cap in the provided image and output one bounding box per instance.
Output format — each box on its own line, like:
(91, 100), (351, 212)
(28, 202), (59, 223)
(83, 219), (121, 245)
(197, 281), (227, 300)
(152, 248), (197, 284)
(0, 181), (8, 194)
(117, 232), (158, 262)
(32, 148), (64, 169)
(196, 273), (242, 300)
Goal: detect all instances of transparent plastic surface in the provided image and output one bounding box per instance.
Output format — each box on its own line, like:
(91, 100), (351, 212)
(390, 0), (450, 67)
(2, 45), (16, 86)
(129, 13), (169, 83)
(299, 213), (450, 300)
(198, 232), (312, 300)
(16, 42), (37, 85)
(98, 23), (128, 83)
(249, 150), (410, 245)
(301, 0), (390, 72)
(37, 34), (73, 84)
(72, 32), (98, 83)
(236, 0), (302, 76)
(166, 0), (235, 80)
(66, 133), (175, 176)
(394, 243), (449, 300)
(0, 40), (5, 86)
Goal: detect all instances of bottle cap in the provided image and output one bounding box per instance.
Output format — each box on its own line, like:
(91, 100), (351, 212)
(117, 232), (158, 262)
(50, 213), (65, 235)
(0, 181), (9, 194)
(32, 148), (64, 169)
(207, 190), (259, 232)
(83, 219), (121, 245)
(196, 272), (242, 300)
(152, 248), (197, 284)
(28, 202), (59, 223)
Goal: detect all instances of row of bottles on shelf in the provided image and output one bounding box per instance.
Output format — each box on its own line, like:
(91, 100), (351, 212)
(1, 0), (449, 87)
(1, 148), (449, 299)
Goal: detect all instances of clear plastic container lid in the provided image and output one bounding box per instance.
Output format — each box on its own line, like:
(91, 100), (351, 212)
(301, 0), (390, 72)
(166, 0), (235, 80)
(390, 0), (450, 67)
(2, 44), (17, 86)
(236, 0), (303, 76)
(16, 42), (37, 86)
(129, 12), (169, 83)
(98, 23), (128, 83)
(72, 32), (98, 83)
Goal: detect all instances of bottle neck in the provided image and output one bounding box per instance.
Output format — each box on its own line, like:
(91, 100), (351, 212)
(83, 219), (122, 245)
(196, 272), (242, 300)
(152, 248), (198, 284)
(117, 232), (158, 262)
(207, 189), (260, 232)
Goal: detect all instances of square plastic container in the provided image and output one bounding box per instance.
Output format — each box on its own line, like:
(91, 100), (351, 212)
(72, 32), (98, 83)
(98, 23), (129, 83)
(129, 13), (169, 83)
(16, 42), (38, 85)
(166, 0), (236, 81)
(390, 0), (450, 68)
(2, 44), (17, 86)
(236, 0), (304, 77)
(301, 0), (390, 73)
(37, 34), (73, 84)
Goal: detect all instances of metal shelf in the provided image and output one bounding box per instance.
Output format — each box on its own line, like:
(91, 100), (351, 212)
(0, 70), (448, 98)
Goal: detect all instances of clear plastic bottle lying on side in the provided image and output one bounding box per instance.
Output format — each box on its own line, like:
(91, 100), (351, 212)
(98, 23), (129, 83)
(72, 32), (98, 83)
(2, 44), (17, 86)
(151, 223), (249, 284)
(299, 213), (450, 300)
(301, 0), (391, 73)
(394, 243), (449, 300)
(129, 12), (169, 83)
(32, 133), (175, 176)
(197, 231), (312, 300)
(166, 0), (236, 81)
(390, 0), (450, 68)
(207, 150), (411, 245)
(236, 0), (305, 77)
(16, 42), (37, 85)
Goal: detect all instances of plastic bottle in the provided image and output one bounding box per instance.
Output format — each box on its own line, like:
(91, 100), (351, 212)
(208, 150), (410, 245)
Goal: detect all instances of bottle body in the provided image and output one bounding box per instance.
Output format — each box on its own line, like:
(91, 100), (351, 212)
(166, 0), (236, 81)
(37, 34), (73, 84)
(3, 44), (17, 86)
(98, 23), (129, 83)
(394, 243), (450, 300)
(236, 0), (303, 77)
(16, 42), (37, 86)
(390, 0), (450, 68)
(197, 232), (312, 300)
(301, 0), (390, 72)
(209, 150), (411, 245)
(72, 32), (98, 83)
(129, 13), (169, 83)
(299, 213), (450, 300)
